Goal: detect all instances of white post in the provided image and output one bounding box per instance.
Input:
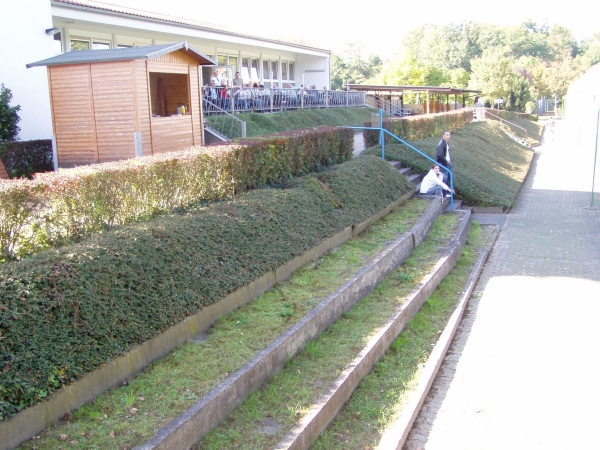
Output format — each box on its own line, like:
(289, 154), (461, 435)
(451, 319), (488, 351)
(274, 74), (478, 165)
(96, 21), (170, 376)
(134, 132), (143, 157)
(51, 135), (58, 171)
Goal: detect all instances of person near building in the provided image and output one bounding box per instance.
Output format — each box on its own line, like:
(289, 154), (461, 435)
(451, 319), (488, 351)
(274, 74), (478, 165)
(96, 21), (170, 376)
(232, 72), (243, 87)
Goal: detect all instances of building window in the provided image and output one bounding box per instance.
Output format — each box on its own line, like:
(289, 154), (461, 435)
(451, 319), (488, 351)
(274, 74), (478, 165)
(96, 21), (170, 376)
(281, 62), (287, 80)
(70, 38), (111, 51)
(251, 59), (259, 81)
(217, 55), (227, 66)
(228, 56), (237, 68)
(288, 62), (295, 82)
(71, 39), (90, 51)
(271, 61), (278, 81)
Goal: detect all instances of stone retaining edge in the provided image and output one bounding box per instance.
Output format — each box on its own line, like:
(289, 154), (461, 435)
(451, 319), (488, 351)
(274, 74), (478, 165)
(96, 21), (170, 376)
(375, 222), (500, 450)
(274, 210), (471, 449)
(133, 194), (442, 450)
(0, 191), (416, 450)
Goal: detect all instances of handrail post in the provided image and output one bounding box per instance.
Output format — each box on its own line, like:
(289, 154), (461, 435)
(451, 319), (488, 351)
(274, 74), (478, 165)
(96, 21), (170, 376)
(592, 105), (600, 207)
(379, 109), (384, 159)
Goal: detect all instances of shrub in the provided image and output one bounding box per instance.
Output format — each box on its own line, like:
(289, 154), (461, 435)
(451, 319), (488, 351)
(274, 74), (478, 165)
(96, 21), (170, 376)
(363, 110), (474, 147)
(0, 155), (415, 419)
(0, 84), (21, 142)
(0, 139), (53, 179)
(0, 126), (353, 262)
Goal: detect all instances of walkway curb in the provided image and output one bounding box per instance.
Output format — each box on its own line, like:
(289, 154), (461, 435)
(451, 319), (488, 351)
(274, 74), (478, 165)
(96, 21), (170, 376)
(375, 223), (499, 450)
(133, 197), (445, 450)
(274, 210), (472, 450)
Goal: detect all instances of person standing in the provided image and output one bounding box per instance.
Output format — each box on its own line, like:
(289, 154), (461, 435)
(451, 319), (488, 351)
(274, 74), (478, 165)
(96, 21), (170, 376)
(436, 130), (453, 185)
(232, 72), (244, 88)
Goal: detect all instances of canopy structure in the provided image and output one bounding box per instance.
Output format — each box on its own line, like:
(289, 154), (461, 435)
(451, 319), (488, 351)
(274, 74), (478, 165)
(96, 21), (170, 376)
(344, 83), (482, 115)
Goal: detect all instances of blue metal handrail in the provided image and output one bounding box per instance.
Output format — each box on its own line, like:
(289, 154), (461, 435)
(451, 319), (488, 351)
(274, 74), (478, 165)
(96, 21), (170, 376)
(346, 109), (455, 210)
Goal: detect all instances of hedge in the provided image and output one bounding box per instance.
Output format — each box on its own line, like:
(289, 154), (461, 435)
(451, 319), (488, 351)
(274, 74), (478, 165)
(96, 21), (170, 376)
(363, 109), (474, 147)
(0, 155), (415, 420)
(0, 140), (53, 179)
(0, 127), (353, 262)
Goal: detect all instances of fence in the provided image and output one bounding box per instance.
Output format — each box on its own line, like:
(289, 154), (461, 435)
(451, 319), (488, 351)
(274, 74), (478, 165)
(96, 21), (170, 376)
(202, 87), (366, 115)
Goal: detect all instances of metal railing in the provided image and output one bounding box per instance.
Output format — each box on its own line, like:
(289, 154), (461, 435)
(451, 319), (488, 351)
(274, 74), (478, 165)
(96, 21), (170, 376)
(366, 95), (414, 117)
(346, 110), (456, 210)
(483, 109), (527, 138)
(203, 99), (246, 139)
(202, 87), (366, 115)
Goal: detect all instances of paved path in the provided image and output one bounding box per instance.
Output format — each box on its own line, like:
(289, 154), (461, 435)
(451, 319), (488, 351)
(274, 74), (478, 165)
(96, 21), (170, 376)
(404, 121), (600, 449)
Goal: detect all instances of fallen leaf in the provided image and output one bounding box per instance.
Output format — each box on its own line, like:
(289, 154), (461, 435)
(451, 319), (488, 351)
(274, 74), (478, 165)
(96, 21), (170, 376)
(59, 434), (67, 440)
(233, 439), (239, 447)
(109, 430), (115, 438)
(130, 408), (138, 414)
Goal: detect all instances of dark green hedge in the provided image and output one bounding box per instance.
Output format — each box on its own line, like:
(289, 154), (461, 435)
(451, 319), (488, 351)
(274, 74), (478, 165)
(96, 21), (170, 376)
(363, 110), (474, 147)
(0, 140), (53, 179)
(0, 155), (414, 420)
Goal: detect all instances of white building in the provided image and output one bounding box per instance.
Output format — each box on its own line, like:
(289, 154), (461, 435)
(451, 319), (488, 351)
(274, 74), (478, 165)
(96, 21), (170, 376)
(0, 0), (331, 141)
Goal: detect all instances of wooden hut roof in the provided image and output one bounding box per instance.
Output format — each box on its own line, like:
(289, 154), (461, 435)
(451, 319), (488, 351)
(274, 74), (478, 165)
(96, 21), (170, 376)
(27, 42), (215, 68)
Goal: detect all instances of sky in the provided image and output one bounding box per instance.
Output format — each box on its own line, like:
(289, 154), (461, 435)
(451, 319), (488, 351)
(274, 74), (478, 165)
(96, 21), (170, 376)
(109, 0), (599, 58)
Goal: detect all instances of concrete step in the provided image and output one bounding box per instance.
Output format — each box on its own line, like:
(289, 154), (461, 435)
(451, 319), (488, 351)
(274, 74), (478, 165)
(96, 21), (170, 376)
(398, 167), (411, 176)
(408, 173), (423, 184)
(388, 160), (402, 169)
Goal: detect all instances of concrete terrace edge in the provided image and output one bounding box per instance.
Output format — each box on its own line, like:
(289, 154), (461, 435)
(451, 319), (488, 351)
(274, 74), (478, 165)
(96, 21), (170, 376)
(0, 190), (416, 450)
(274, 210), (472, 450)
(375, 223), (500, 450)
(132, 194), (443, 450)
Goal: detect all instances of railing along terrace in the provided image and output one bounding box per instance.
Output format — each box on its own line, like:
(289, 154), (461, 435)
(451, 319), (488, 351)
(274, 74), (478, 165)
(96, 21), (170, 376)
(202, 86), (366, 115)
(203, 99), (246, 139)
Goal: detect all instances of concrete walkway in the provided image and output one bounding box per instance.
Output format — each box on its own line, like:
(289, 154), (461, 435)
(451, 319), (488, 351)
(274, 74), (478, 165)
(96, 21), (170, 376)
(404, 120), (600, 449)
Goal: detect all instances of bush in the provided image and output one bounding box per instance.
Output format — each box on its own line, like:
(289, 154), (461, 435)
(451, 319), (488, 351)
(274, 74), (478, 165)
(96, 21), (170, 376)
(0, 139), (53, 178)
(0, 84), (21, 142)
(0, 126), (353, 262)
(363, 110), (474, 147)
(0, 155), (415, 419)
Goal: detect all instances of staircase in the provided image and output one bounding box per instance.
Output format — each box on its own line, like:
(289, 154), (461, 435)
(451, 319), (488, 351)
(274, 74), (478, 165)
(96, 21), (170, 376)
(5, 167), (490, 450)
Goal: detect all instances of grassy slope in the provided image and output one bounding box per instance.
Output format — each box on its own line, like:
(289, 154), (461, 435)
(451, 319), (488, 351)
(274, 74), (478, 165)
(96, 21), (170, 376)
(207, 107), (379, 138)
(361, 120), (541, 210)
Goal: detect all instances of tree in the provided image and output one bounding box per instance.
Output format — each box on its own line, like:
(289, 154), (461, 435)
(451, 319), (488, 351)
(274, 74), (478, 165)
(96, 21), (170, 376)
(469, 48), (531, 111)
(330, 42), (382, 90)
(0, 84), (21, 142)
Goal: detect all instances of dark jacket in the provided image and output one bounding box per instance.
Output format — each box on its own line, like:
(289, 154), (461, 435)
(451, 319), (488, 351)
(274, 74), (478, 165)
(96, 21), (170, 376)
(436, 138), (450, 167)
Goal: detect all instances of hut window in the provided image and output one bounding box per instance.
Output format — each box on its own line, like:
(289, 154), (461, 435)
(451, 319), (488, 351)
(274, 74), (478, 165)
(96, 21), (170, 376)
(149, 72), (190, 117)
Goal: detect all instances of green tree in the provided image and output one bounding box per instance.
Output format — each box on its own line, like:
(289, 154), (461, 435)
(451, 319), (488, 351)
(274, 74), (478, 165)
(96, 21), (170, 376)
(376, 51), (446, 86)
(0, 84), (21, 142)
(469, 48), (531, 111)
(330, 42), (382, 90)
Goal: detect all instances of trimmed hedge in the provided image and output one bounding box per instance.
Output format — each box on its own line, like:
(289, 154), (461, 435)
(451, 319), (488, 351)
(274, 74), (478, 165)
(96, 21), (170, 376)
(363, 110), (474, 147)
(0, 127), (353, 262)
(0, 155), (415, 420)
(0, 140), (53, 179)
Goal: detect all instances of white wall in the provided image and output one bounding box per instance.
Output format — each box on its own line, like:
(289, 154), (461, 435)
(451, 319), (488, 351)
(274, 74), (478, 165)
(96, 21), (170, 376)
(0, 0), (55, 140)
(295, 54), (330, 89)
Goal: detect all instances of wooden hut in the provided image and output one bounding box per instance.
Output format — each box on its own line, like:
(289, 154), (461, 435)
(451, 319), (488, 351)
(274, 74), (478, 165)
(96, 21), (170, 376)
(27, 42), (215, 168)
